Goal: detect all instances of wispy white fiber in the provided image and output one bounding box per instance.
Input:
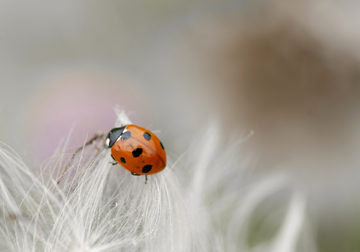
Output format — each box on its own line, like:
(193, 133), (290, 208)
(271, 192), (306, 252)
(225, 176), (288, 252)
(0, 110), (315, 252)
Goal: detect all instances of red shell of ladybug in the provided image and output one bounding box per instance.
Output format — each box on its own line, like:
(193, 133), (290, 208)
(105, 125), (166, 175)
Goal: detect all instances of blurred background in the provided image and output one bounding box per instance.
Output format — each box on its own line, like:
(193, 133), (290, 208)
(1, 0), (360, 251)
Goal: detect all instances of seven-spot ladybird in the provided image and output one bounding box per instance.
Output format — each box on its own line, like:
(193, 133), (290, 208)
(105, 125), (166, 178)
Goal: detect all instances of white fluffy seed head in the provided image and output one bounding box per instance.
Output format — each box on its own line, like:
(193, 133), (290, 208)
(0, 109), (315, 252)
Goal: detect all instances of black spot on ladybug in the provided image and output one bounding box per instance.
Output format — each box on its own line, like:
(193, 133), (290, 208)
(160, 141), (165, 150)
(143, 132), (151, 141)
(142, 165), (152, 173)
(121, 131), (131, 140)
(132, 148), (143, 158)
(120, 157), (126, 163)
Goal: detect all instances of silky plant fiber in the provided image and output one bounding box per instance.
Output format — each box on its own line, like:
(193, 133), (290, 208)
(0, 110), (316, 252)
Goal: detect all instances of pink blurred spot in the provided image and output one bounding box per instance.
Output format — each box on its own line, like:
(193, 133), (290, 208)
(27, 70), (150, 161)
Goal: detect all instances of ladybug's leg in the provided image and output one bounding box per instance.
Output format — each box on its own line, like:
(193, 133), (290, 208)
(145, 175), (148, 184)
(110, 154), (118, 165)
(131, 172), (141, 176)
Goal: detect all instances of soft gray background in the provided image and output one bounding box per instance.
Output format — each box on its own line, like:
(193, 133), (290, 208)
(1, 1), (360, 251)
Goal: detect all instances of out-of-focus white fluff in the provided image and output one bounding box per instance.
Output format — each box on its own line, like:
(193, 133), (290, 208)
(0, 110), (316, 252)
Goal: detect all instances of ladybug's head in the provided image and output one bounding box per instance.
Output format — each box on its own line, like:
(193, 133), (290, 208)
(104, 126), (126, 148)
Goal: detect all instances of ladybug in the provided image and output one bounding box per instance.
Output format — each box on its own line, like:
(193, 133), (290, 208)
(105, 125), (166, 182)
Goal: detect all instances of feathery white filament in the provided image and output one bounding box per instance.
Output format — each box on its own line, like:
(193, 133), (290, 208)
(0, 110), (314, 252)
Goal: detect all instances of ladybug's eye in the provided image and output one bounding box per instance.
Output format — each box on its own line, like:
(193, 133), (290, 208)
(105, 126), (126, 148)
